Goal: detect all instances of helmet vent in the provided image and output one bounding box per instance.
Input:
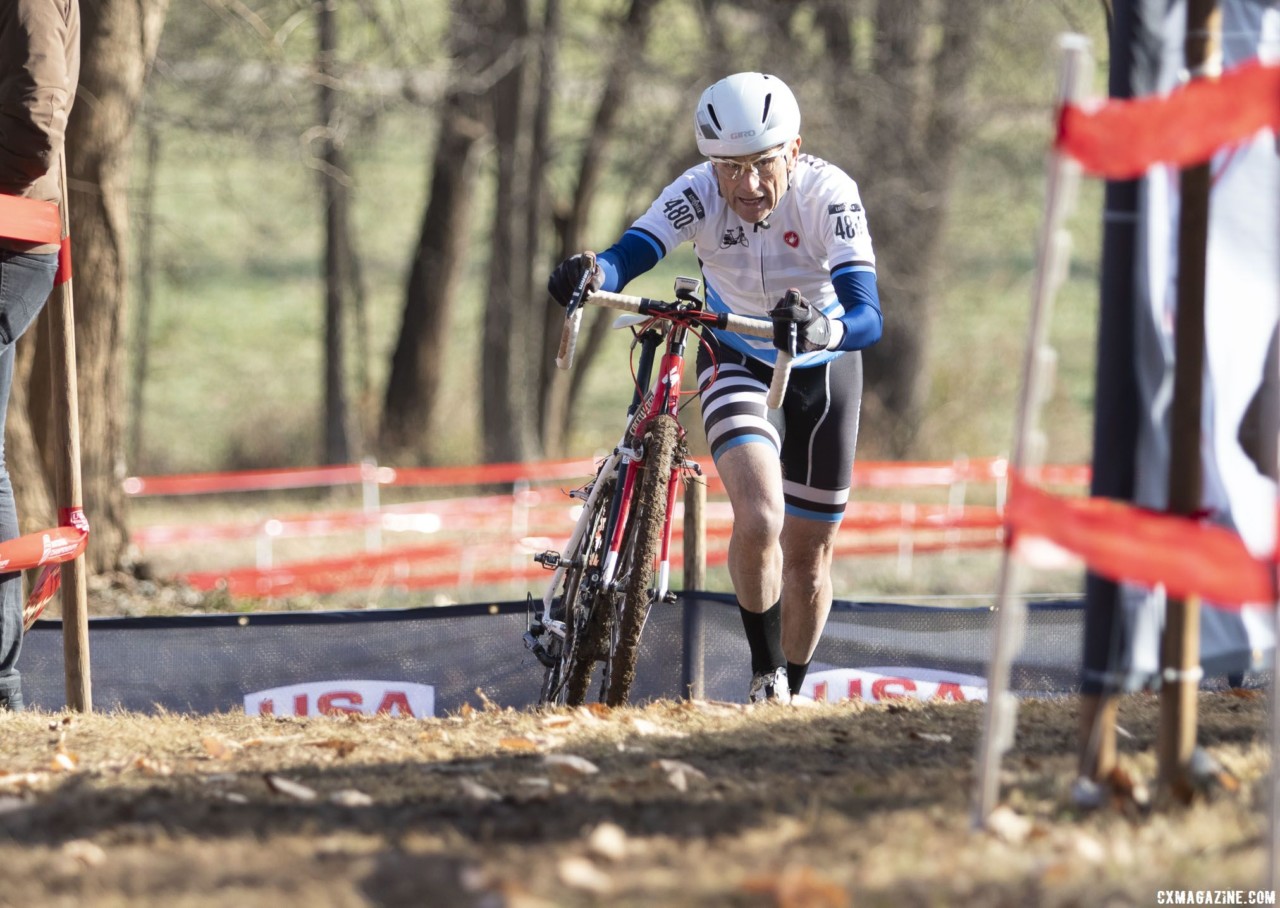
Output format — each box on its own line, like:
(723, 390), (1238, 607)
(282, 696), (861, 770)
(761, 93), (772, 124)
(707, 104), (722, 131)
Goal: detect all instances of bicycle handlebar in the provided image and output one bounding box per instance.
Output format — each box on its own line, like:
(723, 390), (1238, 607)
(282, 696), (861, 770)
(557, 287), (792, 408)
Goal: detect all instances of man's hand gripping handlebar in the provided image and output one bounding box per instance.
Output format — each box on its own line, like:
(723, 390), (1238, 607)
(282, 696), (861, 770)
(555, 276), (792, 408)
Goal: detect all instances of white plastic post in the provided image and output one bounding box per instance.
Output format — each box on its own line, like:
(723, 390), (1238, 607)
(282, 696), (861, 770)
(971, 33), (1091, 827)
(361, 458), (382, 553)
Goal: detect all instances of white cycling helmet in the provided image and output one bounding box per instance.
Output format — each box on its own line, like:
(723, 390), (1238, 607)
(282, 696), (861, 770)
(694, 72), (801, 158)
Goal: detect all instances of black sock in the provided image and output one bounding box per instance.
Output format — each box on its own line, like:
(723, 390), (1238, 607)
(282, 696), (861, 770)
(739, 602), (784, 674)
(787, 660), (810, 696)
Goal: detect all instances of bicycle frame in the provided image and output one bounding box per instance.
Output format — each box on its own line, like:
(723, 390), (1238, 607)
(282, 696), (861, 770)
(527, 275), (784, 705)
(534, 316), (685, 641)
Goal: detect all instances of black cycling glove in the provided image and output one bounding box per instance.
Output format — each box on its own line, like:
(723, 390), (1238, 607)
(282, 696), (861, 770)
(769, 289), (839, 354)
(547, 252), (603, 308)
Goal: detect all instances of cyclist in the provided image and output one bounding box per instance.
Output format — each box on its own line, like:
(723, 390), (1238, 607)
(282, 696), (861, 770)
(548, 72), (882, 703)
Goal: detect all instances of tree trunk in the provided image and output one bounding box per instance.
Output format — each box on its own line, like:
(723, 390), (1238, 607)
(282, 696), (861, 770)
(832, 1), (991, 457)
(378, 1), (491, 460)
(538, 0), (660, 456)
(528, 0), (560, 440)
(318, 0), (353, 464)
(128, 126), (160, 469)
(22, 0), (171, 575)
(481, 0), (535, 464)
(379, 97), (485, 458)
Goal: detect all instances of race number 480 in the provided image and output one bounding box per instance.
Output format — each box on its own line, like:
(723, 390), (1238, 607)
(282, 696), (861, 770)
(663, 197), (695, 230)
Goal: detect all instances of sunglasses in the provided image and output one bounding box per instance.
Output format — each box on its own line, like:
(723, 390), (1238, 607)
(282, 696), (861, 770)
(708, 147), (788, 182)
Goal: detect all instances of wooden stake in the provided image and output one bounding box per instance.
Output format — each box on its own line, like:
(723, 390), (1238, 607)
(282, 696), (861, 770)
(681, 474), (706, 700)
(1156, 0), (1219, 801)
(49, 155), (90, 712)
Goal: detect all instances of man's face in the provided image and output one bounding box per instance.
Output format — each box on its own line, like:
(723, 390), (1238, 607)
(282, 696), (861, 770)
(710, 138), (800, 224)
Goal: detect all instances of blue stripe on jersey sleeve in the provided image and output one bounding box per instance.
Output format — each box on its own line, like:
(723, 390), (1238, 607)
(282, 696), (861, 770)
(597, 229), (665, 291)
(831, 268), (883, 351)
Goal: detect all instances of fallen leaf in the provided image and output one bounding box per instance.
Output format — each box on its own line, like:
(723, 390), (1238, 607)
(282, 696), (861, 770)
(62, 839), (107, 868)
(742, 865), (848, 908)
(909, 731), (952, 744)
(586, 822), (628, 861)
(543, 754), (599, 777)
(459, 865), (492, 893)
(51, 751), (78, 773)
(1071, 831), (1106, 864)
(1105, 766), (1149, 809)
(628, 717), (663, 736)
(242, 735), (305, 748)
(584, 703), (611, 719)
(652, 759), (705, 792)
(556, 856), (612, 894)
(459, 779), (501, 801)
(458, 703), (475, 718)
(0, 772), (47, 791)
(985, 805), (1031, 844)
(540, 715), (575, 729)
(264, 774), (317, 801)
(499, 736), (542, 753)
(329, 789), (373, 807)
(134, 756), (172, 777)
(202, 736), (242, 760)
(308, 739), (359, 758)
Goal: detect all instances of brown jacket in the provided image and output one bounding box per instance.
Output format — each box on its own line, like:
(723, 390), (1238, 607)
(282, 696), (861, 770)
(0, 0), (80, 253)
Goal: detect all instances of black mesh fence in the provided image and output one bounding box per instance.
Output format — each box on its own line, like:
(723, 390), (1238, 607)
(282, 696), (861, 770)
(17, 594), (1088, 715)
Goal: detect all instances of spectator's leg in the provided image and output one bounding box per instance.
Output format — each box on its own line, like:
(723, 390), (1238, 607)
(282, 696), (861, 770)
(0, 249), (59, 711)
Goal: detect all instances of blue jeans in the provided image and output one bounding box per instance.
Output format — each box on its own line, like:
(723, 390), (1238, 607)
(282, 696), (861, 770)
(0, 250), (58, 710)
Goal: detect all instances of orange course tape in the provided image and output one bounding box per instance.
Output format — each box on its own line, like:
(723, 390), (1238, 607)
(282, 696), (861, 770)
(1056, 58), (1280, 179)
(1005, 474), (1274, 607)
(0, 194), (61, 245)
(4, 508), (90, 629)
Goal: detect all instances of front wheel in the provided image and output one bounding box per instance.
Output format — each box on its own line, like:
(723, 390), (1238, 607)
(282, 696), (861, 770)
(539, 471), (614, 707)
(604, 414), (681, 707)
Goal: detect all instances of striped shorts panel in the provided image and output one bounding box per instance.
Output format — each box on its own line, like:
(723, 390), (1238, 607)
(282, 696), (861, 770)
(696, 332), (863, 522)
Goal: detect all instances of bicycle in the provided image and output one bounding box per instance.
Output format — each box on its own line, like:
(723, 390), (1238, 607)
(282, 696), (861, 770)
(523, 273), (792, 707)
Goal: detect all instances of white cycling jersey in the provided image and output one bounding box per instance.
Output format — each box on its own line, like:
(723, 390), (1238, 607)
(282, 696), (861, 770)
(625, 154), (876, 367)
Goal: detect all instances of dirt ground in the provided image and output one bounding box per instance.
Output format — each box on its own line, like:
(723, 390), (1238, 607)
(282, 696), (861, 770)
(0, 690), (1272, 908)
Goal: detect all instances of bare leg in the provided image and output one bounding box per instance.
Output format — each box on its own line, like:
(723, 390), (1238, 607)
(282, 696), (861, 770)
(714, 443), (784, 613)
(779, 516), (840, 664)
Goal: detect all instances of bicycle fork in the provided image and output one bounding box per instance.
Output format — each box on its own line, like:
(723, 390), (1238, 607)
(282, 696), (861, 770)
(601, 342), (688, 603)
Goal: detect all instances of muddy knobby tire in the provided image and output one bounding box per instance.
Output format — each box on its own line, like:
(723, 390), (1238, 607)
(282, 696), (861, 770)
(605, 415), (681, 707)
(558, 474), (615, 706)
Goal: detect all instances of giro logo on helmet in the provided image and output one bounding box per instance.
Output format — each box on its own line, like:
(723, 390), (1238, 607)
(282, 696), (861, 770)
(729, 129), (757, 139)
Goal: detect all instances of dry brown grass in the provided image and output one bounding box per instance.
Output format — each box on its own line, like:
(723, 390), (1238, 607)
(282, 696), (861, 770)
(0, 692), (1270, 906)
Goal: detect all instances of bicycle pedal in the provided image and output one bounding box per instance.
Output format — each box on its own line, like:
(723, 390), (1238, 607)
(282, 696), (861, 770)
(533, 550), (562, 569)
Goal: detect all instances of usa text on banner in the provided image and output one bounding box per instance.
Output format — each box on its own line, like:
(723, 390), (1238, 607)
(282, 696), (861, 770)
(1056, 58), (1280, 178)
(1005, 474), (1273, 607)
(0, 194), (61, 245)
